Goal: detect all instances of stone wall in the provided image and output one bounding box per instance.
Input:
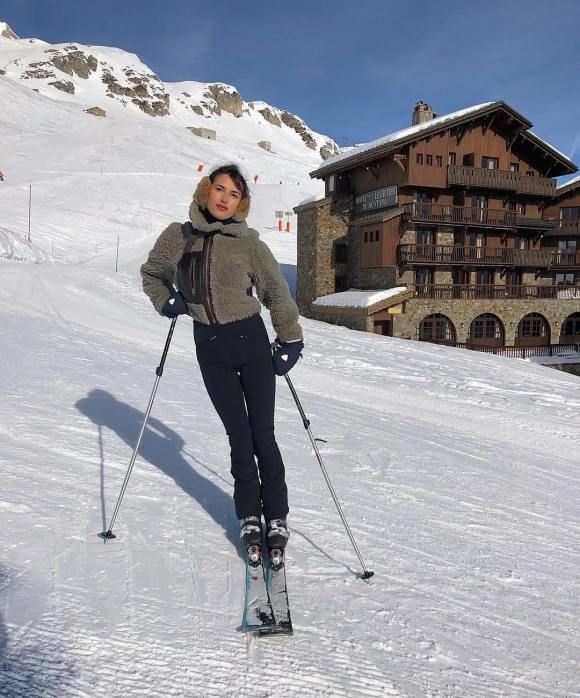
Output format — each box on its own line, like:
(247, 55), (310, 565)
(310, 307), (371, 332)
(394, 298), (580, 343)
(296, 197), (348, 315)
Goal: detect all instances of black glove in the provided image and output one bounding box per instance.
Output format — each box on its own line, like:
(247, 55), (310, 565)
(162, 291), (188, 318)
(272, 340), (304, 376)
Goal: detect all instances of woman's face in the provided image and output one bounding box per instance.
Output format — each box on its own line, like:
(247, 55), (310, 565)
(206, 174), (243, 220)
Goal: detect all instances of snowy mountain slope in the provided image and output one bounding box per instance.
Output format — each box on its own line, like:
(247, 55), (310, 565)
(2, 18), (580, 698)
(1, 259), (580, 697)
(0, 75), (322, 271)
(0, 21), (338, 161)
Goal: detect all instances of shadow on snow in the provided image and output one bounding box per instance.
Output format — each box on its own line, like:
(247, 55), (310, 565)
(75, 389), (241, 557)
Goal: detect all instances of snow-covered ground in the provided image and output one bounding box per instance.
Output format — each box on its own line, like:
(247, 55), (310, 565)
(1, 45), (580, 698)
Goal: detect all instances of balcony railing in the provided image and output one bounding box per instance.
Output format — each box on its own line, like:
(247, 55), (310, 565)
(447, 165), (557, 197)
(403, 203), (555, 229)
(399, 244), (580, 268)
(543, 218), (580, 236)
(412, 284), (580, 300)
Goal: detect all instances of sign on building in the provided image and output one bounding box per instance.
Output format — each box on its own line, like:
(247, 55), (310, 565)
(354, 185), (398, 214)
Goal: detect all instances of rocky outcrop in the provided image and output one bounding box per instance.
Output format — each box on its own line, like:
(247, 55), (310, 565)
(101, 67), (170, 116)
(1, 23), (19, 40)
(258, 107), (282, 127)
(131, 95), (170, 117)
(319, 140), (339, 160)
(22, 63), (55, 80)
(49, 80), (75, 94)
(191, 104), (204, 116)
(206, 84), (243, 117)
(51, 47), (98, 79)
(0, 68), (5, 75)
(281, 111), (317, 150)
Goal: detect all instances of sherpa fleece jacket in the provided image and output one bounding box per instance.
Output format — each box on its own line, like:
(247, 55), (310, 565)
(140, 200), (303, 343)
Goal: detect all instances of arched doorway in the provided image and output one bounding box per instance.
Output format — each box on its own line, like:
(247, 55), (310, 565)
(416, 314), (457, 345)
(560, 312), (580, 343)
(515, 313), (550, 347)
(467, 313), (505, 347)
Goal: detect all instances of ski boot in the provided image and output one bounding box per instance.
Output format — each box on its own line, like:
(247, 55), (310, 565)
(266, 518), (289, 570)
(240, 515), (263, 566)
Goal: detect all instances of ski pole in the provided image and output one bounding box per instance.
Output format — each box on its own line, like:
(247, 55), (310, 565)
(100, 317), (178, 541)
(284, 374), (374, 580)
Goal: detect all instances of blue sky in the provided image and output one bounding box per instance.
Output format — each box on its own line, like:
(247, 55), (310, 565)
(3, 0), (580, 163)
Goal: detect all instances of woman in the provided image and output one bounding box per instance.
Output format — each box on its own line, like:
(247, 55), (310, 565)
(140, 164), (303, 561)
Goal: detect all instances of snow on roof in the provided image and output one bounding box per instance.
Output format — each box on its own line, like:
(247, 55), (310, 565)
(557, 172), (580, 191)
(295, 193), (327, 208)
(313, 287), (408, 309)
(319, 103), (495, 170)
(524, 131), (571, 165)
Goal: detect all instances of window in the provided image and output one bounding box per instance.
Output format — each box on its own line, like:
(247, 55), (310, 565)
(517, 313), (549, 338)
(336, 172), (351, 194)
(482, 157), (499, 169)
(471, 314), (503, 340)
(448, 152), (456, 166)
(363, 230), (379, 244)
(476, 269), (494, 285)
(562, 313), (580, 336)
(435, 155), (443, 167)
(414, 191), (431, 218)
(526, 170), (535, 177)
(506, 271), (522, 288)
(514, 236), (528, 250)
(510, 162), (519, 172)
(335, 275), (348, 292)
(558, 239), (577, 253)
(416, 229), (434, 246)
(417, 314), (456, 344)
(328, 174), (335, 193)
(469, 315), (506, 345)
(463, 153), (475, 167)
(556, 273), (575, 285)
(335, 243), (348, 264)
(561, 207), (580, 220)
(415, 268), (433, 286)
(416, 153), (423, 164)
(426, 154), (433, 166)
(506, 201), (525, 214)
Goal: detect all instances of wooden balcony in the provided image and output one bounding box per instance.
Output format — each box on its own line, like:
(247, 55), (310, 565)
(403, 203), (555, 230)
(447, 165), (557, 197)
(543, 218), (580, 236)
(399, 244), (580, 269)
(412, 284), (580, 300)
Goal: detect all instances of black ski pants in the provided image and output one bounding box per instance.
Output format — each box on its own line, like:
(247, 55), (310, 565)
(194, 314), (288, 522)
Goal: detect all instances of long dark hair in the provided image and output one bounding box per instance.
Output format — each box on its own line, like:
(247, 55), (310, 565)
(209, 164), (249, 199)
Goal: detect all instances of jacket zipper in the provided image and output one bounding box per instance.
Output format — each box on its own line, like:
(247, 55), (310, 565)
(202, 235), (218, 324)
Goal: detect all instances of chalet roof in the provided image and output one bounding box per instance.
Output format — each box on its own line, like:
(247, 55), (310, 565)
(555, 173), (580, 198)
(311, 101), (576, 179)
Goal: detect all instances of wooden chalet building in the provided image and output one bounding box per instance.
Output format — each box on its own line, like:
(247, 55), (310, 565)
(295, 100), (580, 351)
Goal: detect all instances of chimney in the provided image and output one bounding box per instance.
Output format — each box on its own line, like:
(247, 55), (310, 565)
(412, 101), (437, 126)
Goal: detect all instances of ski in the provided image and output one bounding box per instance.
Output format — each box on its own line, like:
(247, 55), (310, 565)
(241, 545), (276, 633)
(264, 549), (293, 636)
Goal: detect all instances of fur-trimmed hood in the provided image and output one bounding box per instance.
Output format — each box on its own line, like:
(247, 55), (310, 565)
(192, 175), (251, 226)
(188, 198), (251, 238)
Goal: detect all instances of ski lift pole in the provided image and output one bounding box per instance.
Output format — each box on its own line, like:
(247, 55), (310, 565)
(284, 374), (374, 580)
(100, 317), (178, 541)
